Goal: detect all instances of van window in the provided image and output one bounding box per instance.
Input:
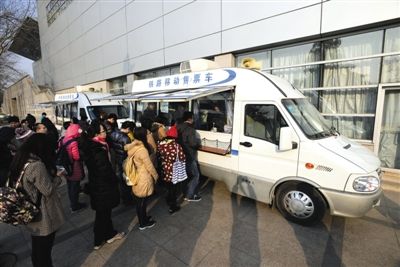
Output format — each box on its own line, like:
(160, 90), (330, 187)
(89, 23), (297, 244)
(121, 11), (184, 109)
(192, 90), (234, 133)
(244, 104), (288, 145)
(87, 105), (129, 120)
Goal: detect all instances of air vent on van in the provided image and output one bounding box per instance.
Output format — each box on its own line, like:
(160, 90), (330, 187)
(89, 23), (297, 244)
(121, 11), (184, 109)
(315, 165), (333, 172)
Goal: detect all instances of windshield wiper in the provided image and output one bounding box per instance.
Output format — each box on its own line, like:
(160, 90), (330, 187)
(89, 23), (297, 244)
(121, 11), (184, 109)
(330, 126), (339, 136)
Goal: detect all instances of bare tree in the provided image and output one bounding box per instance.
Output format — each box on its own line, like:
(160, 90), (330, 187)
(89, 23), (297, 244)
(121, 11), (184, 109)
(0, 0), (36, 105)
(0, 0), (35, 56)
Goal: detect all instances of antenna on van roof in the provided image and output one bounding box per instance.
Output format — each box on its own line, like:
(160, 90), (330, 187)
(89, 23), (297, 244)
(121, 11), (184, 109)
(180, 59), (220, 73)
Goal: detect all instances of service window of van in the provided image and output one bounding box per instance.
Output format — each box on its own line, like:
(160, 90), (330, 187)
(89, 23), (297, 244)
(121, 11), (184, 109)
(70, 103), (78, 119)
(244, 104), (288, 145)
(192, 90), (234, 133)
(158, 102), (189, 126)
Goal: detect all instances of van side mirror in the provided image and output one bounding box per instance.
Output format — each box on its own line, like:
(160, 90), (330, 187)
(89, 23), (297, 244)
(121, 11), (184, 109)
(279, 127), (294, 151)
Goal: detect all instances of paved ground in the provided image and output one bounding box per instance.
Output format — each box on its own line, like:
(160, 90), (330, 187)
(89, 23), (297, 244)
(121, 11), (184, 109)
(1, 177), (399, 267)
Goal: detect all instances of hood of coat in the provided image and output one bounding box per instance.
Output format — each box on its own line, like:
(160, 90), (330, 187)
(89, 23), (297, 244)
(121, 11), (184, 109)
(125, 140), (146, 157)
(65, 124), (81, 139)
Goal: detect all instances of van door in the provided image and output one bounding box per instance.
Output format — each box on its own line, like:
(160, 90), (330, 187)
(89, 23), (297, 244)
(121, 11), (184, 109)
(236, 102), (299, 203)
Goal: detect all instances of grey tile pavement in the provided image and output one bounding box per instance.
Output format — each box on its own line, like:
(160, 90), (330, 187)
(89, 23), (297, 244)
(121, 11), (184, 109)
(0, 178), (399, 267)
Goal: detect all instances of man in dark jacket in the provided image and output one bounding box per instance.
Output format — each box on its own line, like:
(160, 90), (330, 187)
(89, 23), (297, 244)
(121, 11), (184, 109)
(177, 111), (202, 202)
(110, 127), (133, 205)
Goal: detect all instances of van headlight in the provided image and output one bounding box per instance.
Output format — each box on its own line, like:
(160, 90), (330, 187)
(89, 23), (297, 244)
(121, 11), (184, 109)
(353, 176), (380, 192)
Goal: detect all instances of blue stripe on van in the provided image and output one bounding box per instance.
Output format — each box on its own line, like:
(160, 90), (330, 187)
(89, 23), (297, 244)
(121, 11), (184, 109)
(231, 149), (238, 156)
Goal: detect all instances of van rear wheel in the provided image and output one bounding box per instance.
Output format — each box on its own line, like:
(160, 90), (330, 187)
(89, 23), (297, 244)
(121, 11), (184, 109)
(276, 183), (326, 226)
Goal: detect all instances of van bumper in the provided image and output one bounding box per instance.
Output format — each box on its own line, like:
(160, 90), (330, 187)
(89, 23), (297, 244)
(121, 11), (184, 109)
(319, 188), (382, 218)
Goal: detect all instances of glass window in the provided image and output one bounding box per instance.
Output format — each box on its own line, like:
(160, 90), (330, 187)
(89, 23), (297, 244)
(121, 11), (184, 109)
(70, 103), (78, 119)
(319, 88), (377, 114)
(382, 27), (400, 83)
(87, 105), (129, 120)
(323, 58), (381, 86)
(272, 43), (320, 88)
(192, 91), (235, 133)
(282, 99), (334, 140)
(323, 31), (383, 60)
(236, 51), (271, 71)
(324, 116), (374, 140)
(384, 27), (400, 53)
(272, 65), (320, 89)
(158, 102), (189, 126)
(273, 43), (320, 66)
(244, 104), (288, 144)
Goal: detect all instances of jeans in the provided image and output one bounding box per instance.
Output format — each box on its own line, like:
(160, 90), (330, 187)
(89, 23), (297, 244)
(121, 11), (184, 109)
(135, 196), (148, 227)
(31, 232), (56, 267)
(186, 160), (200, 198)
(67, 180), (80, 210)
(94, 208), (117, 246)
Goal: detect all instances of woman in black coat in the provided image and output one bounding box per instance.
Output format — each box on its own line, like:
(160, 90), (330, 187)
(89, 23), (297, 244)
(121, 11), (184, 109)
(82, 121), (124, 250)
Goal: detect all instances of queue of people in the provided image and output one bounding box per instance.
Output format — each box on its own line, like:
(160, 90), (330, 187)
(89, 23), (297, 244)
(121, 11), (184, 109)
(0, 109), (204, 267)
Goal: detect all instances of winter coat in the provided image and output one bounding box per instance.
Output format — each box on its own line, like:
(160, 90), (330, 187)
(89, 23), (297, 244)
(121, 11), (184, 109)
(157, 138), (186, 183)
(110, 129), (131, 164)
(62, 124), (84, 181)
(177, 122), (201, 162)
(146, 130), (157, 167)
(0, 127), (15, 169)
(125, 140), (158, 197)
(22, 156), (65, 236)
(83, 139), (120, 210)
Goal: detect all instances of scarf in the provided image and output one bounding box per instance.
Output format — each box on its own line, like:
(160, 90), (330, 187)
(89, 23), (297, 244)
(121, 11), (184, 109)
(92, 136), (110, 160)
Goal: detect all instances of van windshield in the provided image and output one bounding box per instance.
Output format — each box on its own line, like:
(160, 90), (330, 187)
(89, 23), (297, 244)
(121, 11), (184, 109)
(282, 98), (336, 140)
(87, 105), (129, 120)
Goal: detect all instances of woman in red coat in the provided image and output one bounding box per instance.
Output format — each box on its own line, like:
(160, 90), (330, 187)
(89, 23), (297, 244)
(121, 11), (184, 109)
(61, 123), (86, 212)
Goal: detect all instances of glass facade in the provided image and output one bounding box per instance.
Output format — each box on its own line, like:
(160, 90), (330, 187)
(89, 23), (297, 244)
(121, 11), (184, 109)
(235, 26), (400, 141)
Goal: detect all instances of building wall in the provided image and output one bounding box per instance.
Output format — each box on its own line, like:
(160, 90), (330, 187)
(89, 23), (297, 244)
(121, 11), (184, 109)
(2, 76), (54, 121)
(34, 0), (400, 91)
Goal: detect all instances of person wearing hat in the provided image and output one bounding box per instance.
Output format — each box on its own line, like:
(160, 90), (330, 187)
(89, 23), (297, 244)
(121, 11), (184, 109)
(9, 126), (34, 156)
(157, 124), (187, 214)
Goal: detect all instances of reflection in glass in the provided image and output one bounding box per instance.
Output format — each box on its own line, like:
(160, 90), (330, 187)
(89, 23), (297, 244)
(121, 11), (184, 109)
(323, 31), (383, 60)
(384, 26), (400, 53)
(382, 55), (400, 83)
(320, 88), (377, 114)
(273, 43), (320, 66)
(325, 116), (374, 140)
(272, 65), (319, 89)
(236, 51), (271, 71)
(378, 90), (400, 169)
(323, 58), (381, 86)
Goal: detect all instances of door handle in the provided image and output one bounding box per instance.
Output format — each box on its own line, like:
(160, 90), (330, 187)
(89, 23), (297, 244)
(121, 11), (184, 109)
(239, 141), (252, 147)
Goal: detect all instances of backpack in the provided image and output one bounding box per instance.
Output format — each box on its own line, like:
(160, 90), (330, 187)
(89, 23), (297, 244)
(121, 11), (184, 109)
(56, 138), (76, 176)
(122, 154), (137, 186)
(0, 163), (42, 226)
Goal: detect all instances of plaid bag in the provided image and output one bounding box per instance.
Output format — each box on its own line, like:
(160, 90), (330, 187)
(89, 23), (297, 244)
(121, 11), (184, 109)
(171, 144), (188, 184)
(0, 163), (42, 226)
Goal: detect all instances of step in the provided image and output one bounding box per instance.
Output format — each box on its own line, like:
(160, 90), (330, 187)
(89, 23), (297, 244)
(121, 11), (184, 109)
(381, 172), (400, 192)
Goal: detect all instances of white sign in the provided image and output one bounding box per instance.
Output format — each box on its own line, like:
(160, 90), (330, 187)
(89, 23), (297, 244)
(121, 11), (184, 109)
(132, 69), (237, 93)
(55, 93), (79, 101)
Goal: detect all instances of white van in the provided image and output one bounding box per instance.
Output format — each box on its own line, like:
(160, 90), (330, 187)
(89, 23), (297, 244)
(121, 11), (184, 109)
(124, 67), (382, 225)
(49, 92), (129, 127)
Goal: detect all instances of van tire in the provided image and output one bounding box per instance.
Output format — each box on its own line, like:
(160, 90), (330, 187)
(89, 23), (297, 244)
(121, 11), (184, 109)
(276, 183), (326, 226)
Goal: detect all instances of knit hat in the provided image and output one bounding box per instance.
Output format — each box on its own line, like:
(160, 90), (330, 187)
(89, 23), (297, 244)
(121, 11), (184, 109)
(166, 125), (178, 138)
(15, 127), (34, 140)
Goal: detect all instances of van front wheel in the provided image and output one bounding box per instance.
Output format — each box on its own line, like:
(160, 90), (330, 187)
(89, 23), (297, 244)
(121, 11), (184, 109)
(276, 183), (326, 226)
